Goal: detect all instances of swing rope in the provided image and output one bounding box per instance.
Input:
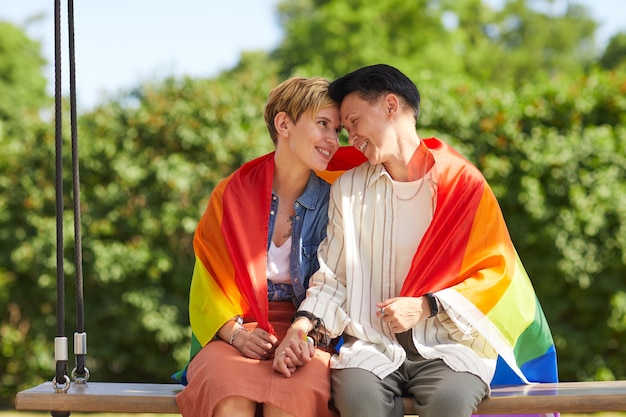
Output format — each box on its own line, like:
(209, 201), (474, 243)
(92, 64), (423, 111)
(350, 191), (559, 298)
(67, 0), (88, 383)
(53, 0), (68, 394)
(52, 0), (88, 397)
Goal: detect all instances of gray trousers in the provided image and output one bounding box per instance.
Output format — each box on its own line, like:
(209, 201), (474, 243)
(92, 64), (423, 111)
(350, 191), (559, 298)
(331, 332), (489, 417)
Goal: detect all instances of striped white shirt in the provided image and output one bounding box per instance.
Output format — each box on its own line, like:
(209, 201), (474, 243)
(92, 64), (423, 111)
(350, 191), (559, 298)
(300, 162), (497, 383)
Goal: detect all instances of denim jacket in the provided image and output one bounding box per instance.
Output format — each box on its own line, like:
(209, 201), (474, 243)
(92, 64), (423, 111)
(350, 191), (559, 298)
(267, 172), (331, 306)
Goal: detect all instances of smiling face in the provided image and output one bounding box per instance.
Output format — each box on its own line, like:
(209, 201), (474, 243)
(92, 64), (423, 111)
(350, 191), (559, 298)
(340, 92), (398, 165)
(287, 104), (341, 172)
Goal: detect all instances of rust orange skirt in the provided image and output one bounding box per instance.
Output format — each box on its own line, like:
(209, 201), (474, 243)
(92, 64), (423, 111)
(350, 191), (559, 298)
(176, 302), (338, 417)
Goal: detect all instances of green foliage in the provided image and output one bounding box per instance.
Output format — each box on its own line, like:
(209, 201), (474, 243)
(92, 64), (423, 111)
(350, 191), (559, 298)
(0, 20), (56, 404)
(0, 21), (48, 122)
(601, 32), (626, 70)
(273, 0), (598, 85)
(64, 52), (280, 383)
(273, 0), (452, 79)
(482, 0), (597, 83)
(0, 50), (280, 404)
(0, 114), (59, 404)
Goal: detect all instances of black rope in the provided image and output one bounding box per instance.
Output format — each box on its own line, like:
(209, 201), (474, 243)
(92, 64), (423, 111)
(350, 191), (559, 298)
(53, 0), (68, 388)
(67, 0), (86, 379)
(51, 1), (88, 407)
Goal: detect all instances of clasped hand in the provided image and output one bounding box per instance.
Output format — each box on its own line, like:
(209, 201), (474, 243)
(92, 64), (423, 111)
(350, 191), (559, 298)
(272, 328), (315, 377)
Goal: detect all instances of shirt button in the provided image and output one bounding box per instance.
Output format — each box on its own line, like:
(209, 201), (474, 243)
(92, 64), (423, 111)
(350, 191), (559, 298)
(273, 195), (277, 200)
(294, 278), (299, 283)
(295, 216), (301, 220)
(295, 202), (300, 208)
(270, 210), (275, 215)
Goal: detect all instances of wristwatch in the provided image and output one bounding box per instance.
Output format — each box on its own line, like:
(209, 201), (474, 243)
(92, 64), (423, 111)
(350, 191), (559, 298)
(424, 293), (439, 318)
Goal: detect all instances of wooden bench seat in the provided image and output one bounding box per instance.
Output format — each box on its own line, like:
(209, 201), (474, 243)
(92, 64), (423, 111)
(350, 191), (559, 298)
(15, 380), (626, 415)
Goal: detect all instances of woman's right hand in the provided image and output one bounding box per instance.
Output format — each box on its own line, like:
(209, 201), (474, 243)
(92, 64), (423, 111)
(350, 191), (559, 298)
(232, 326), (278, 361)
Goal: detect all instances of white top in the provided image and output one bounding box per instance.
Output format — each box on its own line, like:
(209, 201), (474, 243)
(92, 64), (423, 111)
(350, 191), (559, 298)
(391, 176), (433, 293)
(266, 236), (291, 284)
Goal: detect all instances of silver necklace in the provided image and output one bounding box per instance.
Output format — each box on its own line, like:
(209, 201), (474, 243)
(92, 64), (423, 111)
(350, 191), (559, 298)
(394, 176), (427, 201)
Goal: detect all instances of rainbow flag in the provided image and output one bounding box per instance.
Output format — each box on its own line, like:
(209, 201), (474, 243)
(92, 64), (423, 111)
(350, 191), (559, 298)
(400, 139), (557, 415)
(173, 147), (365, 384)
(173, 137), (557, 405)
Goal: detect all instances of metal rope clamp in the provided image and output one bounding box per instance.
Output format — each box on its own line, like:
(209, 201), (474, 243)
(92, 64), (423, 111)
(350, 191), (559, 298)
(52, 374), (71, 393)
(53, 337), (71, 392)
(71, 332), (90, 384)
(71, 366), (90, 384)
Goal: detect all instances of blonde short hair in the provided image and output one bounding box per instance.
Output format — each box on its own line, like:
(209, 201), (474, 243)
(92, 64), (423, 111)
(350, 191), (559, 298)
(264, 77), (335, 145)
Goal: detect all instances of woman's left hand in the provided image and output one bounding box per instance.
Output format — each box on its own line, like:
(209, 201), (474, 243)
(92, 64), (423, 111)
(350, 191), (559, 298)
(233, 326), (278, 360)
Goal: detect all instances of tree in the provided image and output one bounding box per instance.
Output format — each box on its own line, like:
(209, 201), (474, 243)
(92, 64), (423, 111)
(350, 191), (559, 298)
(44, 51), (281, 384)
(272, 0), (598, 85)
(600, 32), (626, 70)
(0, 20), (54, 405)
(1, 48), (282, 404)
(0, 21), (48, 122)
(448, 0), (597, 84)
(273, 0), (455, 80)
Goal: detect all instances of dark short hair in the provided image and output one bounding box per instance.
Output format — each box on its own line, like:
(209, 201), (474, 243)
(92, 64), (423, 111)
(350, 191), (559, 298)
(329, 64), (420, 121)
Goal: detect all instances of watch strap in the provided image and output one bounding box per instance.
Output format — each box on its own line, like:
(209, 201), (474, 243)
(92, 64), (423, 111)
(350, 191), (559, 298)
(425, 293), (439, 318)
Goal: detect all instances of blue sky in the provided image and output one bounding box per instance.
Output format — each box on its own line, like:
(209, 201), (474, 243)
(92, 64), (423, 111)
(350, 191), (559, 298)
(1, 0), (624, 111)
